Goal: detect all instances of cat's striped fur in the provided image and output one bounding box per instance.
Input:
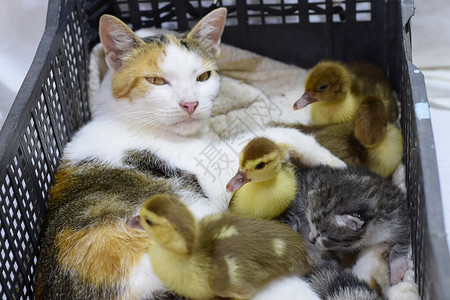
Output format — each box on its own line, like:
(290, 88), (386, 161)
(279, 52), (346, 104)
(306, 264), (381, 300)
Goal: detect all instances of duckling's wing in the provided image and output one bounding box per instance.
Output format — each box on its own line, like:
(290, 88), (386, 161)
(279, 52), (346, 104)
(203, 215), (312, 298)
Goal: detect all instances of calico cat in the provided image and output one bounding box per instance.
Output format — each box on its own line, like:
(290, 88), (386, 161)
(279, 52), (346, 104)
(35, 8), (345, 300)
(277, 165), (411, 285)
(34, 9), (228, 299)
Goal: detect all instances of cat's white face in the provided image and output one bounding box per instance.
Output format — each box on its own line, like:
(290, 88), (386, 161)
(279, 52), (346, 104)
(129, 41), (220, 136)
(99, 9), (226, 136)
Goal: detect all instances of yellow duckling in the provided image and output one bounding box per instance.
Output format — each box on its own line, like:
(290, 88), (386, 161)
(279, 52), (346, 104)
(226, 137), (298, 219)
(284, 95), (403, 177)
(140, 194), (313, 300)
(293, 60), (398, 125)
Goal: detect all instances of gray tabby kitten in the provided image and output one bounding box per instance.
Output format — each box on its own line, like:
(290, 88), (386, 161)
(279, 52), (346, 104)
(277, 165), (410, 285)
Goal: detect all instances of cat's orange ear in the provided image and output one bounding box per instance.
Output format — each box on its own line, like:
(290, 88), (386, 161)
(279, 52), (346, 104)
(187, 7), (227, 57)
(99, 15), (143, 71)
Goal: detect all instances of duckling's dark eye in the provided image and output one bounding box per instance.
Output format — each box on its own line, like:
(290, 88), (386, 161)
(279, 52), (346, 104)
(255, 162), (266, 169)
(145, 219), (153, 226)
(197, 71), (211, 82)
(146, 77), (167, 85)
(317, 84), (328, 91)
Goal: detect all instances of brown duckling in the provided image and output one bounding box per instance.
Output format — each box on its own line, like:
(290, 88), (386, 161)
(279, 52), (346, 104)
(293, 60), (398, 125)
(140, 194), (313, 300)
(282, 96), (402, 177)
(353, 96), (403, 177)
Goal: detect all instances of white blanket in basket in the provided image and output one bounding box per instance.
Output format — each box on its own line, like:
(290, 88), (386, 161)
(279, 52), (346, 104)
(88, 29), (406, 188)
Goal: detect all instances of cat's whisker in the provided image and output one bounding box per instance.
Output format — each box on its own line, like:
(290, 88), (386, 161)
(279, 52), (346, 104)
(133, 116), (174, 131)
(113, 112), (167, 130)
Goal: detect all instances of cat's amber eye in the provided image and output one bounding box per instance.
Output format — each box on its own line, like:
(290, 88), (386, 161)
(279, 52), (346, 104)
(146, 77), (166, 85)
(197, 71), (211, 82)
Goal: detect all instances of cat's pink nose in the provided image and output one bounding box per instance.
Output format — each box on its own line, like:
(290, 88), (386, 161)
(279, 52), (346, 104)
(309, 232), (317, 244)
(180, 101), (198, 115)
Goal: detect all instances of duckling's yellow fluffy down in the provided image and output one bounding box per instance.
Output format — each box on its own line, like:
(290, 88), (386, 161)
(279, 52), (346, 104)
(140, 194), (313, 300)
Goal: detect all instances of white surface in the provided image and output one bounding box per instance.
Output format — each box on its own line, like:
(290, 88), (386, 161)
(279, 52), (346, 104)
(0, 0), (47, 126)
(0, 1), (449, 250)
(411, 0), (450, 251)
(410, 0), (450, 69)
(430, 107), (450, 245)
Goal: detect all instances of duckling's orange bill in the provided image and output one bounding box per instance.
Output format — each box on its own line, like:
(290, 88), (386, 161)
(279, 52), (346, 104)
(293, 91), (317, 110)
(226, 170), (250, 192)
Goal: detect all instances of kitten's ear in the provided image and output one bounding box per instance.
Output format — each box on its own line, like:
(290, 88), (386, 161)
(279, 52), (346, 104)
(336, 214), (364, 231)
(186, 7), (227, 56)
(99, 14), (143, 71)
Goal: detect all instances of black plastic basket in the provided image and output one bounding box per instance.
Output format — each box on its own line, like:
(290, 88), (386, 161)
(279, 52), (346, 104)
(1, 0), (449, 299)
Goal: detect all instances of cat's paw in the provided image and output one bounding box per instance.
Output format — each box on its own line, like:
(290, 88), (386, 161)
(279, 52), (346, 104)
(386, 281), (420, 300)
(390, 257), (409, 285)
(352, 243), (390, 294)
(401, 259), (416, 283)
(266, 127), (346, 168)
(314, 150), (347, 168)
(287, 146), (346, 169)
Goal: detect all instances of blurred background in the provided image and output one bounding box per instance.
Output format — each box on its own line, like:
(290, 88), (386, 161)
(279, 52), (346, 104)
(0, 0), (449, 250)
